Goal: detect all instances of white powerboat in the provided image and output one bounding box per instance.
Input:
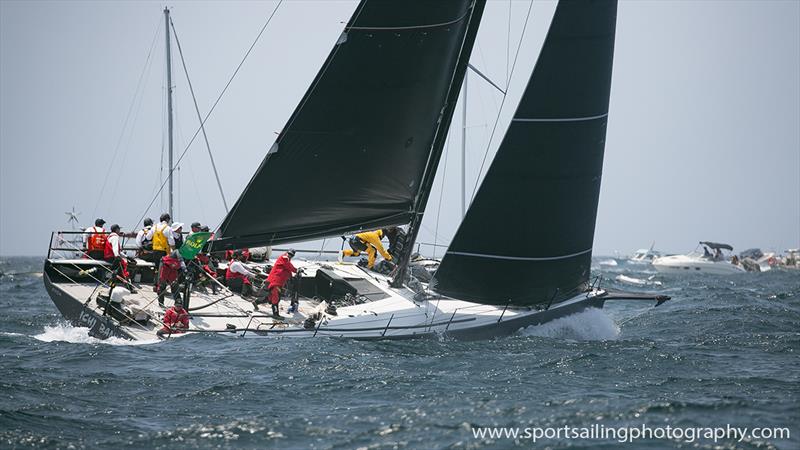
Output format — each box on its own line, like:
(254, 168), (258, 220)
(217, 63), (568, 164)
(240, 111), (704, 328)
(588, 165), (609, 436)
(653, 241), (746, 275)
(628, 247), (662, 265)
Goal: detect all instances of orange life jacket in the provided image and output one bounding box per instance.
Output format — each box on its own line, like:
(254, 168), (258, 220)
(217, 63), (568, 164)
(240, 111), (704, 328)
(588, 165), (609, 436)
(87, 227), (107, 252)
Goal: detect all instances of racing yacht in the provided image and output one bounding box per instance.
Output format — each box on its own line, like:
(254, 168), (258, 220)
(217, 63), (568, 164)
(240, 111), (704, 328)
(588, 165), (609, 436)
(44, 0), (668, 341)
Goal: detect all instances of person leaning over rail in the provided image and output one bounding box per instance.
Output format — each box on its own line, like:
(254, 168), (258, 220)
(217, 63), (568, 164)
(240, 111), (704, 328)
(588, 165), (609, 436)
(156, 297), (189, 339)
(84, 218), (107, 260)
(146, 213), (175, 272)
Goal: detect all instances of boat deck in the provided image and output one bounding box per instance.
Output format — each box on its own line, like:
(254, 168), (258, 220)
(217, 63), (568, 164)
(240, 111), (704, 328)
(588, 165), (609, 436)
(45, 258), (609, 341)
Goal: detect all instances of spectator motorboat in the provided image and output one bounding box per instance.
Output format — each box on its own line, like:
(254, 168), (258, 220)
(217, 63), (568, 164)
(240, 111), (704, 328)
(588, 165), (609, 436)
(653, 242), (746, 275)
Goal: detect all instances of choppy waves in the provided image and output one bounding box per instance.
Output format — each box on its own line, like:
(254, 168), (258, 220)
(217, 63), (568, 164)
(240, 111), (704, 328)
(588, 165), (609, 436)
(1, 256), (798, 449)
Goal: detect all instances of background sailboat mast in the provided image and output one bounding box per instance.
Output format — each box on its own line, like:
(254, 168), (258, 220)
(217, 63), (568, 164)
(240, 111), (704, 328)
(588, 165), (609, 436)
(164, 7), (175, 219)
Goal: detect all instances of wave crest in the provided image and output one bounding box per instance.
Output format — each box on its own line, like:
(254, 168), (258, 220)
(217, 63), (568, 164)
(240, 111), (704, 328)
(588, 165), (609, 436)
(518, 308), (620, 341)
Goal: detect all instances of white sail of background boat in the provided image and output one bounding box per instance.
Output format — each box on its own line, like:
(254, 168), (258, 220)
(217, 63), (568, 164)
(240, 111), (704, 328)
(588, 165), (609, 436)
(44, 0), (668, 341)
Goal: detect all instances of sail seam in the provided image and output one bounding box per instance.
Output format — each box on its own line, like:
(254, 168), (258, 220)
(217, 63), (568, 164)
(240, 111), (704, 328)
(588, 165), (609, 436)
(513, 113), (608, 123)
(446, 248), (592, 261)
(346, 10), (470, 31)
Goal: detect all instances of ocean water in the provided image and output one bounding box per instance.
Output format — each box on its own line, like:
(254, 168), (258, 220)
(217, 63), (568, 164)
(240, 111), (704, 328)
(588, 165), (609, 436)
(1, 256), (798, 449)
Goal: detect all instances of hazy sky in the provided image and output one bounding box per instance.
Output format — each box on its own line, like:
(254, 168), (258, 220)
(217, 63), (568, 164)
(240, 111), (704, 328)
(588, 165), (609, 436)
(1, 0), (798, 257)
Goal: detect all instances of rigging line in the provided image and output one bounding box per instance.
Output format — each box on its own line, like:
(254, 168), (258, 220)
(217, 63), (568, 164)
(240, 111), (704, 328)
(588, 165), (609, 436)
(467, 63), (505, 95)
(185, 156), (208, 224)
(109, 50), (157, 210)
(178, 109), (208, 224)
(396, 0), (483, 284)
(220, 0), (367, 238)
(470, 0), (534, 201)
(172, 90), (182, 219)
(419, 222), (451, 249)
(132, 0), (284, 231)
(175, 111), (197, 222)
(170, 18), (229, 213)
(432, 128), (452, 260)
(92, 17), (162, 220)
(507, 0), (511, 88)
(474, 42), (500, 112)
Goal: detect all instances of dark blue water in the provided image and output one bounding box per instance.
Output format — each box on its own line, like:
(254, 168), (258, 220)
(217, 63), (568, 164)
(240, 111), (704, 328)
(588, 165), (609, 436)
(1, 257), (798, 449)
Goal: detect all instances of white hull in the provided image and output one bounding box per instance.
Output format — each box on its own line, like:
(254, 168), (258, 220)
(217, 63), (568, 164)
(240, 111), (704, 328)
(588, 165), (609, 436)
(44, 258), (610, 341)
(652, 254), (746, 275)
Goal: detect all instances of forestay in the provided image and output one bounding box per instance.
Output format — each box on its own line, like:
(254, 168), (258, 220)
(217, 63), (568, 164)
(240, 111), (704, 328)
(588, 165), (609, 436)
(214, 0), (486, 251)
(431, 0), (618, 306)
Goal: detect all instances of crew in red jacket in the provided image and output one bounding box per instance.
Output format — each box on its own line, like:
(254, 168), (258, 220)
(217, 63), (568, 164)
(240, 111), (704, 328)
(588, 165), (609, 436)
(266, 249), (297, 317)
(103, 224), (135, 294)
(156, 251), (184, 307)
(226, 251), (255, 297)
(156, 299), (189, 338)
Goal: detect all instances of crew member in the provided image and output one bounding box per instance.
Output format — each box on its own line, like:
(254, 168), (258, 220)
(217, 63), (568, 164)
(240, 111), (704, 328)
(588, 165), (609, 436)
(189, 222), (201, 236)
(194, 251), (218, 294)
(226, 251), (255, 297)
(156, 250), (184, 307)
(265, 249), (297, 317)
(341, 229), (392, 269)
(156, 298), (190, 338)
(225, 248), (251, 262)
(146, 213), (175, 271)
(84, 218), (107, 260)
(382, 226), (406, 260)
(135, 218), (154, 261)
(172, 223), (185, 250)
(103, 224), (135, 294)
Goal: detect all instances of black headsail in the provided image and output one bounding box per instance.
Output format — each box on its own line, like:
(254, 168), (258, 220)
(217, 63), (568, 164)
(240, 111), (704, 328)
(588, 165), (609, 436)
(430, 0), (618, 306)
(214, 0), (487, 251)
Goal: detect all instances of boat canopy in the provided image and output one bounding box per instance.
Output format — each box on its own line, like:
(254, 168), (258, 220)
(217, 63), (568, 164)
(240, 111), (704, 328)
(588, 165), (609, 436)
(700, 241), (734, 251)
(431, 0), (618, 306)
(213, 0), (486, 251)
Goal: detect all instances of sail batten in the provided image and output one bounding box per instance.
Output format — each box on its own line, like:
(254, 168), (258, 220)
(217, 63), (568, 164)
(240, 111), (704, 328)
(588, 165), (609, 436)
(513, 113), (608, 122)
(346, 11), (471, 31)
(431, 0), (618, 306)
(446, 248), (593, 262)
(214, 0), (485, 251)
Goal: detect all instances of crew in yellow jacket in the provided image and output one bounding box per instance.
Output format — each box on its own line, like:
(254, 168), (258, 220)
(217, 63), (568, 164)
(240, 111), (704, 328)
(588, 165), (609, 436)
(342, 229), (392, 269)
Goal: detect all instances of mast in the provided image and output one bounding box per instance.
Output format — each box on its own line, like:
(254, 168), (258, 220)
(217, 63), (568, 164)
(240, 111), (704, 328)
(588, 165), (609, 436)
(164, 7), (175, 219)
(461, 72), (467, 218)
(390, 0), (487, 288)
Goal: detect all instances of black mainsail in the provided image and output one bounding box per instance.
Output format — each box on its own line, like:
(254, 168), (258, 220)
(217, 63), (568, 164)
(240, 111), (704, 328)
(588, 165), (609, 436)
(214, 0), (486, 251)
(431, 0), (618, 306)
